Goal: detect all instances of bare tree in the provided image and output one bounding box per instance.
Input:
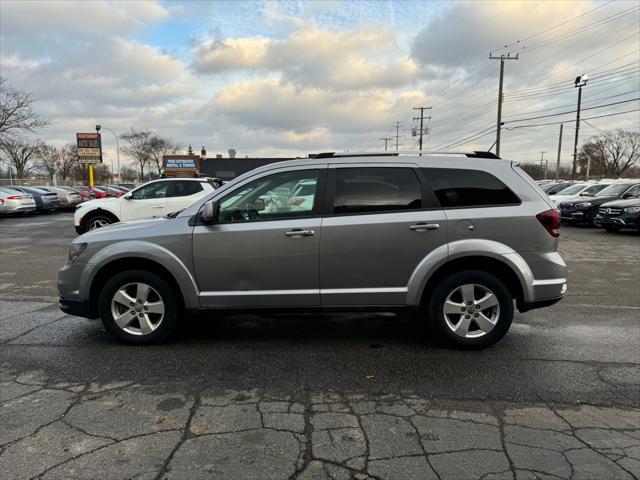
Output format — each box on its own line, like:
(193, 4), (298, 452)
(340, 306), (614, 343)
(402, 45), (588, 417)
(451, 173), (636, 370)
(35, 143), (61, 182)
(121, 128), (152, 180)
(58, 144), (77, 182)
(578, 130), (640, 177)
(0, 137), (40, 178)
(148, 135), (180, 176)
(0, 77), (48, 140)
(119, 165), (137, 182)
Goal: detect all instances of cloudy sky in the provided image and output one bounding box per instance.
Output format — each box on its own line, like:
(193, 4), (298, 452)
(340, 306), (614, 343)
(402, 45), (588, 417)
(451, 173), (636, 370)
(1, 0), (638, 170)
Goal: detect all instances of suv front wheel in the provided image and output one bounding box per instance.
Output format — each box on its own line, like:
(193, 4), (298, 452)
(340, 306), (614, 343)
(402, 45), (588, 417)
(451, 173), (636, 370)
(428, 270), (514, 349)
(98, 270), (178, 345)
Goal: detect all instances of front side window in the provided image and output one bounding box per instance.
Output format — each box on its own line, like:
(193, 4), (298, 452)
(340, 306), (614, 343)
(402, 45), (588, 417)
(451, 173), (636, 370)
(332, 167), (422, 214)
(623, 184), (640, 198)
(219, 170), (320, 223)
(169, 181), (203, 197)
(131, 181), (171, 200)
(424, 168), (520, 208)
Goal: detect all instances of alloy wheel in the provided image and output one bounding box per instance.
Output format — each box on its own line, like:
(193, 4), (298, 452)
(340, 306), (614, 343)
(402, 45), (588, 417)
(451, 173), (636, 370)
(88, 217), (110, 230)
(110, 282), (165, 335)
(443, 283), (500, 338)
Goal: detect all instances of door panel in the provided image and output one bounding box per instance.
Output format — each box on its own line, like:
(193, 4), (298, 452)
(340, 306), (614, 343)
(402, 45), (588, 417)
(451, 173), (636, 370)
(320, 210), (447, 305)
(122, 181), (170, 221)
(192, 167), (326, 308)
(193, 218), (321, 307)
(320, 164), (447, 306)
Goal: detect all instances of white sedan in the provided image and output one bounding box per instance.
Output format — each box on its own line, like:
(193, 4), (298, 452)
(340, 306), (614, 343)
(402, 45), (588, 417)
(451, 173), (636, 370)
(74, 178), (217, 234)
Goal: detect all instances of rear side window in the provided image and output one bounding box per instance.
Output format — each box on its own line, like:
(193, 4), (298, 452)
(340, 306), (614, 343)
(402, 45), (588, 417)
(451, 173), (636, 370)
(424, 168), (520, 208)
(169, 181), (203, 197)
(333, 167), (421, 214)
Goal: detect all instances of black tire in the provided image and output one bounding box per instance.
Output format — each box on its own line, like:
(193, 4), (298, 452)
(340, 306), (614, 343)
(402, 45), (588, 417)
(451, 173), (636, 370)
(81, 212), (115, 233)
(428, 270), (514, 349)
(98, 270), (178, 345)
(603, 225), (621, 232)
(587, 210), (599, 227)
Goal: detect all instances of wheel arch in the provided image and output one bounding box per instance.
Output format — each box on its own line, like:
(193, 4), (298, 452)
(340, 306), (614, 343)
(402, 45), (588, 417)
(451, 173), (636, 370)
(406, 240), (534, 307)
(82, 208), (120, 226)
(81, 241), (200, 318)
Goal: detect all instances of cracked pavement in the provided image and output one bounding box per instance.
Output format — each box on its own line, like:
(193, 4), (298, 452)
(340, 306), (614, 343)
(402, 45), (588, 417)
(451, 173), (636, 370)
(1, 213), (639, 479)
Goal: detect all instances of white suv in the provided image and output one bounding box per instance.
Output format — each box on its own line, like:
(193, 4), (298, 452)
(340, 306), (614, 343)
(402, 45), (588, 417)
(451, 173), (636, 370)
(74, 178), (218, 234)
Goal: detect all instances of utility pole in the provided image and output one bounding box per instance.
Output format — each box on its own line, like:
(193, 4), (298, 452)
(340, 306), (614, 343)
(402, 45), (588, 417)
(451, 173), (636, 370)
(393, 121), (402, 151)
(555, 123), (563, 181)
(489, 53), (518, 158)
(539, 151), (548, 180)
(379, 136), (392, 151)
(412, 106), (432, 154)
(572, 74), (588, 180)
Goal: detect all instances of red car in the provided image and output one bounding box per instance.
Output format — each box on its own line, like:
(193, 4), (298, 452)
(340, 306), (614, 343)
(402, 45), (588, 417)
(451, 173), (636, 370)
(78, 186), (111, 199)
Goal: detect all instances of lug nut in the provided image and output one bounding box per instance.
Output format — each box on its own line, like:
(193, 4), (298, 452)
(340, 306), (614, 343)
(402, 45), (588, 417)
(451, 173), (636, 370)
(476, 305), (481, 309)
(461, 307), (466, 312)
(129, 302), (134, 306)
(467, 301), (473, 305)
(131, 311), (135, 315)
(465, 315), (470, 319)
(138, 313), (143, 317)
(143, 306), (148, 311)
(138, 299), (142, 304)
(474, 313), (479, 318)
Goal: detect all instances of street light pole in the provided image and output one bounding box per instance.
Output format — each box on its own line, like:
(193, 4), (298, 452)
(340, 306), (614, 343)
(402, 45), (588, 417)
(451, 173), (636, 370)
(97, 125), (121, 182)
(571, 74), (588, 180)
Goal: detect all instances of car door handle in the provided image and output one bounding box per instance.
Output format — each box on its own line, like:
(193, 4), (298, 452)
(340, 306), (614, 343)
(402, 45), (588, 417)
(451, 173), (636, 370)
(152, 204), (164, 208)
(285, 229), (315, 237)
(409, 223), (440, 231)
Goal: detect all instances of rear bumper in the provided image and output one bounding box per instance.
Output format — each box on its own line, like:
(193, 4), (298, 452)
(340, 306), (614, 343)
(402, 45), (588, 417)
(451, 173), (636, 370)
(518, 295), (564, 312)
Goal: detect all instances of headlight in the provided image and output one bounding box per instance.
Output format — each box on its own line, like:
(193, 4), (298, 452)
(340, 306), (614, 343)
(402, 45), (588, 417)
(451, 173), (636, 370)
(68, 243), (87, 263)
(575, 202), (592, 208)
(624, 206), (640, 213)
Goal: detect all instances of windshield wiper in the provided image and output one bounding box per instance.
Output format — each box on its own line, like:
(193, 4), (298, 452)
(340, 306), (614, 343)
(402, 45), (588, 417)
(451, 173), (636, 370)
(165, 208), (185, 219)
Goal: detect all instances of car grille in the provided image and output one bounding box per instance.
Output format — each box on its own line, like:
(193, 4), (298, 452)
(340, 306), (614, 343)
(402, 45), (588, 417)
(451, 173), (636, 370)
(598, 207), (622, 216)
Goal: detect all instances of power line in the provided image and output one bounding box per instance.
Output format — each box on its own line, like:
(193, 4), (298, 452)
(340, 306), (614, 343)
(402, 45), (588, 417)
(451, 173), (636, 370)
(488, 53), (519, 157)
(504, 108), (640, 129)
(503, 97), (640, 124)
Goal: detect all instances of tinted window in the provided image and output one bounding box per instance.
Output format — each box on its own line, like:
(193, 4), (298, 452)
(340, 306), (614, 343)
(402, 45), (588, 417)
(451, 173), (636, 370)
(332, 168), (421, 214)
(169, 181), (203, 197)
(219, 170), (320, 223)
(424, 168), (520, 208)
(131, 181), (171, 200)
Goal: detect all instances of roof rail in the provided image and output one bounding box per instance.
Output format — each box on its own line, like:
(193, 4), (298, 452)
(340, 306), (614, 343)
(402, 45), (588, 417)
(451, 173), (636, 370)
(308, 150), (501, 159)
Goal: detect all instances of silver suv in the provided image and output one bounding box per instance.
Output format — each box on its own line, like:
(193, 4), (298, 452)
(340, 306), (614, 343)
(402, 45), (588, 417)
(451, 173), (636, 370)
(58, 153), (567, 348)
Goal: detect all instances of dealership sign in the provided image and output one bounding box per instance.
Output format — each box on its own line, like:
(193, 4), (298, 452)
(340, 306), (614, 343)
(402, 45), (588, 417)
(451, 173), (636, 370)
(163, 155), (200, 177)
(76, 133), (102, 164)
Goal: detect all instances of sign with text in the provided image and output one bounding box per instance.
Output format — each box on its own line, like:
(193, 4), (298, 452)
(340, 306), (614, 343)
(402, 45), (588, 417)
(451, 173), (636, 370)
(163, 155), (200, 177)
(76, 133), (102, 164)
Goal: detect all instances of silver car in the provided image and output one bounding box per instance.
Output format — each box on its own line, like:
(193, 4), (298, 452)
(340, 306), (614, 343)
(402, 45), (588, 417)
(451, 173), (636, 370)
(39, 186), (82, 209)
(58, 152), (567, 348)
(0, 186), (37, 214)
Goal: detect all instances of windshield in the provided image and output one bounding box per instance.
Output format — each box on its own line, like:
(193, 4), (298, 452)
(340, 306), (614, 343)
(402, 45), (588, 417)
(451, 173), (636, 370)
(596, 184), (633, 197)
(556, 184), (586, 195)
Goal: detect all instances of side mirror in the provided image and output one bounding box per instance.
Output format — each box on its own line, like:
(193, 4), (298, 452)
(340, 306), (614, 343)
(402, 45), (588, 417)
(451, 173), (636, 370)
(124, 193), (132, 200)
(579, 192), (591, 197)
(201, 199), (219, 224)
(622, 193), (633, 199)
(254, 198), (266, 211)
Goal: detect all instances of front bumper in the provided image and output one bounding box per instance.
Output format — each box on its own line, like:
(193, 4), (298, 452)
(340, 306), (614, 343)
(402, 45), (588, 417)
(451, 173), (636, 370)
(559, 205), (589, 222)
(59, 297), (92, 317)
(596, 212), (640, 229)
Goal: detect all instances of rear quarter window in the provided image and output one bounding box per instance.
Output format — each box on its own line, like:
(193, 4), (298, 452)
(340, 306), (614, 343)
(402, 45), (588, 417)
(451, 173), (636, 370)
(423, 168), (520, 208)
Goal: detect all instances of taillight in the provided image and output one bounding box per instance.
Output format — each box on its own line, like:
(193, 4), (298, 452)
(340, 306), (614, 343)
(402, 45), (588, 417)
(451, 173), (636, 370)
(536, 209), (560, 237)
(7, 195), (22, 200)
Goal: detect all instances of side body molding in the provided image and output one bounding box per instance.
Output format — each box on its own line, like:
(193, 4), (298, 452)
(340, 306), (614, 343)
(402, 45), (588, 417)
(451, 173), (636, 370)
(405, 239), (535, 306)
(79, 240), (200, 309)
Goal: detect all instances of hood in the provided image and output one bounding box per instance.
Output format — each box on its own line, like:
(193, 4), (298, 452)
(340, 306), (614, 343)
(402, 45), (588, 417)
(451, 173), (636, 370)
(81, 197), (121, 209)
(77, 216), (167, 243)
(599, 198), (640, 208)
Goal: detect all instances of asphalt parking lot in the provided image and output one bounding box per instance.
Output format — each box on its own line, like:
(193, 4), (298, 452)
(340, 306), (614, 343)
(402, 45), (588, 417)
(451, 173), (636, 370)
(1, 212), (639, 480)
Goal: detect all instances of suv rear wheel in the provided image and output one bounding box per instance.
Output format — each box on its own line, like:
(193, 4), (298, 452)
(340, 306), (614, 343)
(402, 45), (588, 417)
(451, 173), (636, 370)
(98, 270), (178, 345)
(428, 270), (513, 349)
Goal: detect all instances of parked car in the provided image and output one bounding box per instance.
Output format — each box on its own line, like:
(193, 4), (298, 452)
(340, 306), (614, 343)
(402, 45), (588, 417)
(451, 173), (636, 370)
(558, 182), (640, 226)
(108, 185), (131, 193)
(544, 182), (576, 195)
(97, 185), (125, 197)
(0, 186), (37, 214)
(73, 178), (217, 233)
(39, 186), (82, 209)
(595, 196), (640, 232)
(547, 182), (610, 205)
(10, 186), (60, 212)
(59, 153), (567, 348)
(79, 186), (110, 199)
(117, 183), (136, 190)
